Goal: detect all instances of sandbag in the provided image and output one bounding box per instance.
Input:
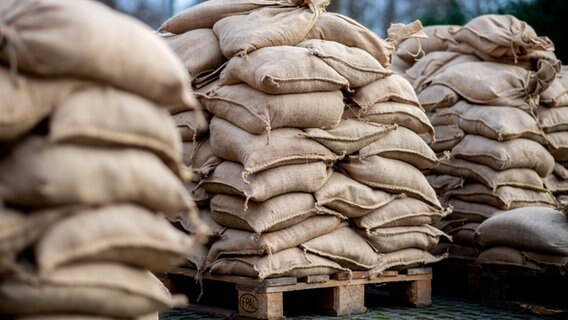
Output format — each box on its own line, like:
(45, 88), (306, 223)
(220, 46), (348, 94)
(540, 66), (568, 107)
(452, 134), (555, 177)
(361, 225), (450, 253)
(172, 110), (211, 142)
(546, 131), (568, 161)
(369, 248), (445, 277)
(168, 208), (225, 244)
(543, 174), (568, 193)
(0, 137), (192, 215)
(198, 84), (343, 135)
(446, 184), (557, 210)
(430, 243), (479, 261)
(314, 172), (399, 218)
(396, 25), (457, 64)
(476, 247), (544, 271)
(350, 74), (420, 111)
(443, 222), (478, 246)
(209, 117), (340, 176)
(188, 139), (223, 180)
(36, 205), (195, 273)
(427, 174), (464, 194)
(446, 199), (504, 223)
(417, 84), (459, 112)
(200, 161), (330, 202)
(0, 0), (196, 111)
(422, 125), (464, 153)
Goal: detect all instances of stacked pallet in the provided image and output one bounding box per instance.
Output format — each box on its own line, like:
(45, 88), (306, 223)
(0, 0), (201, 319)
(161, 0), (448, 281)
(393, 15), (561, 262)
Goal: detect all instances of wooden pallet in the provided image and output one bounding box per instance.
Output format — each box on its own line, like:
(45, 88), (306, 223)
(165, 267), (432, 319)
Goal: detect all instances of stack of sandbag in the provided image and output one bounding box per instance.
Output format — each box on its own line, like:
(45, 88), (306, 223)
(160, 0), (448, 279)
(475, 207), (568, 273)
(0, 0), (202, 319)
(393, 15), (561, 262)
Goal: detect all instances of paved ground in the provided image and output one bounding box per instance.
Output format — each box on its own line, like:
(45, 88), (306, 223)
(160, 294), (557, 319)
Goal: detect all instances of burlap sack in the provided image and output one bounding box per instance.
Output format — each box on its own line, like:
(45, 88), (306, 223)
(354, 197), (449, 230)
(546, 132), (568, 161)
(444, 222), (478, 246)
(430, 101), (546, 143)
(0, 263), (186, 318)
(0, 67), (86, 141)
(361, 225), (450, 253)
(172, 110), (211, 142)
(314, 172), (399, 218)
(338, 155), (441, 208)
(161, 29), (226, 81)
(0, 0), (197, 111)
(369, 248), (445, 277)
(343, 102), (435, 141)
(36, 205), (196, 273)
(358, 126), (440, 170)
(476, 207), (568, 255)
(214, 1), (328, 58)
(210, 117), (339, 176)
(297, 39), (392, 88)
(446, 199), (504, 223)
(189, 139), (223, 180)
(208, 247), (346, 280)
(200, 161), (330, 202)
(430, 243), (479, 261)
(427, 174), (464, 193)
(446, 184), (557, 210)
(197, 84), (344, 135)
(389, 55), (412, 74)
(301, 226), (381, 270)
(417, 84), (459, 112)
(452, 135), (555, 177)
(405, 51), (480, 91)
(422, 125), (464, 153)
(305, 12), (394, 66)
(432, 159), (546, 191)
(185, 242), (209, 271)
(220, 46), (348, 94)
(538, 105), (568, 134)
(210, 193), (329, 233)
(158, 0), (288, 34)
(0, 137), (192, 215)
(49, 87), (185, 176)
(476, 247), (543, 271)
(396, 25), (457, 64)
(543, 174), (568, 193)
(522, 251), (568, 269)
(540, 66), (568, 107)
(301, 119), (395, 156)
(349, 74), (420, 111)
(553, 162), (568, 179)
(206, 215), (344, 265)
(169, 208), (225, 244)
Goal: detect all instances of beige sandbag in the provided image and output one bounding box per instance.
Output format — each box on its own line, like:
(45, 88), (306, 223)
(158, 0), (287, 34)
(553, 162), (568, 179)
(417, 84), (459, 112)
(389, 55), (412, 74)
(0, 262), (186, 318)
(427, 174), (464, 193)
(0, 137), (191, 215)
(430, 101), (546, 144)
(49, 86), (185, 176)
(422, 125), (464, 153)
(210, 193), (328, 233)
(214, 1), (327, 58)
(370, 248), (445, 277)
(305, 12), (394, 66)
(452, 134), (555, 177)
(36, 205), (195, 273)
(169, 208), (225, 244)
(209, 117), (339, 176)
(301, 226), (381, 270)
(189, 139), (223, 180)
(220, 46), (348, 94)
(361, 225), (450, 253)
(209, 247), (346, 280)
(200, 161), (330, 202)
(172, 110), (211, 142)
(184, 242), (209, 271)
(546, 131), (568, 161)
(197, 84), (343, 135)
(430, 243), (479, 261)
(446, 199), (504, 223)
(446, 184), (557, 210)
(359, 126), (440, 170)
(476, 247), (543, 271)
(338, 155), (441, 208)
(206, 215), (344, 264)
(0, 0), (197, 111)
(297, 39), (392, 88)
(301, 119), (395, 155)
(543, 174), (568, 193)
(314, 172), (399, 218)
(161, 29), (226, 81)
(350, 74), (420, 111)
(522, 251), (568, 270)
(354, 197), (450, 230)
(538, 105), (568, 133)
(405, 51), (480, 91)
(396, 25), (457, 64)
(432, 159), (546, 191)
(476, 207), (568, 255)
(343, 102), (435, 141)
(0, 67), (86, 141)
(540, 66), (568, 107)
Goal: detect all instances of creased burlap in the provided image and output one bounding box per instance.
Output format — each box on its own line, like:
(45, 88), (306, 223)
(396, 25), (458, 64)
(349, 74), (420, 111)
(538, 105), (568, 134)
(543, 174), (568, 193)
(168, 208), (225, 244)
(188, 139), (223, 180)
(361, 225), (450, 253)
(172, 110), (211, 142)
(430, 243), (479, 261)
(422, 125), (464, 153)
(476, 247), (543, 271)
(445, 222), (478, 246)
(446, 199), (504, 223)
(369, 248), (445, 277)
(417, 84), (459, 112)
(546, 131), (568, 161)
(540, 66), (568, 107)
(427, 174), (464, 194)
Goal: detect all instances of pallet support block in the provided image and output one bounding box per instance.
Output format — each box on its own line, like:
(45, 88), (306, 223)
(392, 278), (432, 308)
(237, 288), (284, 319)
(329, 284), (367, 316)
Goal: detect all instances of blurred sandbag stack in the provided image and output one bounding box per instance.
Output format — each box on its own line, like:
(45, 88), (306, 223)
(159, 0), (449, 280)
(0, 0), (202, 318)
(393, 15), (561, 262)
(475, 207), (568, 273)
